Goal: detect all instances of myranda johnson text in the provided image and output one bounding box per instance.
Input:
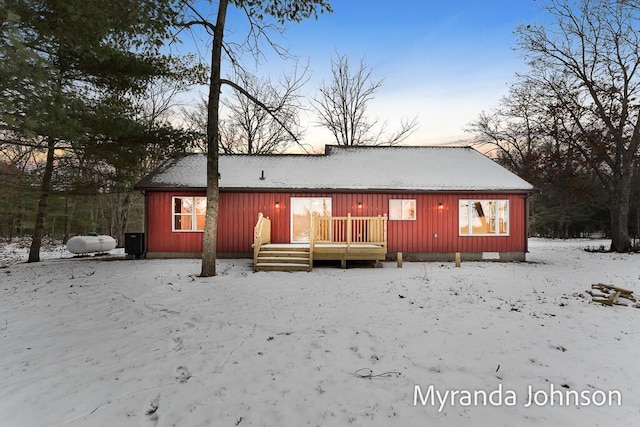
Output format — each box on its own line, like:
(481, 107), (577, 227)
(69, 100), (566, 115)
(413, 384), (622, 411)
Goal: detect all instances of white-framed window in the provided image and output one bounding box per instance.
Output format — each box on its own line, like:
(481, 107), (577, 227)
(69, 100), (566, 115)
(173, 196), (206, 232)
(290, 197), (332, 243)
(389, 199), (416, 220)
(459, 199), (509, 236)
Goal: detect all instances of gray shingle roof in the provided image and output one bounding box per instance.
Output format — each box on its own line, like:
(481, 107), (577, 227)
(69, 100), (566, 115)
(135, 145), (533, 192)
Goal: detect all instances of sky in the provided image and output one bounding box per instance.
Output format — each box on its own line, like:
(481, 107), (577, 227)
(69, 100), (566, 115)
(183, 1), (548, 150)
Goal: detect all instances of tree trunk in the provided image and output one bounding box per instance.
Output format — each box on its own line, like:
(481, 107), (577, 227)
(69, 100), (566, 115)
(117, 192), (132, 247)
(63, 194), (69, 244)
(28, 137), (56, 262)
(609, 172), (632, 252)
(632, 203), (640, 247)
(200, 0), (229, 277)
(63, 197), (77, 244)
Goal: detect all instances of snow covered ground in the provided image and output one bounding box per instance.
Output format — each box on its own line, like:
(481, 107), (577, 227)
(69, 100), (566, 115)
(0, 238), (638, 427)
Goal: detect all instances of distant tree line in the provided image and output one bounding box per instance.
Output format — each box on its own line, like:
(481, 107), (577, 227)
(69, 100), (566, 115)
(0, 0), (204, 260)
(469, 0), (640, 251)
(0, 0), (408, 268)
(5, 0), (639, 269)
(0, 160), (146, 243)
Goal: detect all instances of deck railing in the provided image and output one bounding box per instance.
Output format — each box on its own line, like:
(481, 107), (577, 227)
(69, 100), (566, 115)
(311, 213), (388, 250)
(254, 212), (388, 271)
(253, 212), (271, 271)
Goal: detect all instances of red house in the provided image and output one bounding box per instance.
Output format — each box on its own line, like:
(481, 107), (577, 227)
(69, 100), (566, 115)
(135, 145), (533, 268)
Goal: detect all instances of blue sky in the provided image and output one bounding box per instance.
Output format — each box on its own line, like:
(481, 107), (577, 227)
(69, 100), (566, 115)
(186, 1), (548, 148)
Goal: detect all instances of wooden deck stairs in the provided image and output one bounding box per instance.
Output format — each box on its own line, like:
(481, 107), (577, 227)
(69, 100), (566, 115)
(253, 212), (388, 272)
(254, 244), (311, 272)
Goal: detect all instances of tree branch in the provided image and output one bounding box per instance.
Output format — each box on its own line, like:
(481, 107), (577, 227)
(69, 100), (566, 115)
(220, 78), (308, 152)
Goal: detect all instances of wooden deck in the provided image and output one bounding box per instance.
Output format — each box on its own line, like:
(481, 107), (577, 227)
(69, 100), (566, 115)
(254, 213), (388, 271)
(313, 243), (386, 265)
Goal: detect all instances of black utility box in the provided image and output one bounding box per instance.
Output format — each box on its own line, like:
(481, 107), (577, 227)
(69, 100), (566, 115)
(124, 232), (145, 258)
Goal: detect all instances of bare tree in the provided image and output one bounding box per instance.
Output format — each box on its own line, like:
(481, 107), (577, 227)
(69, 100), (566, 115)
(181, 0), (332, 277)
(468, 76), (604, 238)
(516, 0), (640, 252)
(181, 97), (208, 152)
(221, 67), (307, 154)
(313, 53), (418, 146)
(468, 78), (546, 178)
(183, 66), (308, 154)
(135, 63), (206, 128)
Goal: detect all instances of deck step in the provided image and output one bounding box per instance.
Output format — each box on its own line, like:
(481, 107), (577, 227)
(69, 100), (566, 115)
(257, 256), (310, 263)
(258, 250), (310, 258)
(261, 249), (309, 253)
(255, 262), (310, 272)
(262, 244), (309, 249)
(255, 244), (311, 272)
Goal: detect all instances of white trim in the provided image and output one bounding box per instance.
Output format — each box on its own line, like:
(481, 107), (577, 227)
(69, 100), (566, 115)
(458, 199), (510, 237)
(389, 199), (417, 221)
(171, 196), (206, 232)
(290, 197), (332, 243)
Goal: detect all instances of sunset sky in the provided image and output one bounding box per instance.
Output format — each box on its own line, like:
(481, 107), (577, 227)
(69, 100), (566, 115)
(183, 1), (549, 149)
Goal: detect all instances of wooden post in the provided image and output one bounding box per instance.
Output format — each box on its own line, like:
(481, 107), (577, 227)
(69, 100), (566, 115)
(253, 213), (263, 272)
(382, 214), (388, 249)
(346, 213), (352, 250)
(397, 252), (403, 268)
(309, 213), (316, 272)
(455, 252), (461, 268)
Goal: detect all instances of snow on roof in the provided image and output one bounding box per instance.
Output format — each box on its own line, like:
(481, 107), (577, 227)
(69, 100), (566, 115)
(136, 145), (534, 192)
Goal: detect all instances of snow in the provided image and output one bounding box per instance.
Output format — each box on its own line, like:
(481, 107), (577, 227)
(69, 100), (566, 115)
(137, 146), (534, 192)
(1, 238), (638, 426)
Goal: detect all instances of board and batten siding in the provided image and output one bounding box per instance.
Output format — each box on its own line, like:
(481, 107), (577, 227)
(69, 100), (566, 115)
(144, 191), (528, 256)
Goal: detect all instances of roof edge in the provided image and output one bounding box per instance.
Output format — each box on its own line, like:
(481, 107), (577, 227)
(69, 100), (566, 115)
(138, 186), (534, 194)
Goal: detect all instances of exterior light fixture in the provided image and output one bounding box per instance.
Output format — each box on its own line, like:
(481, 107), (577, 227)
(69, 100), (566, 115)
(438, 202), (444, 210)
(275, 201), (280, 208)
(357, 202), (363, 209)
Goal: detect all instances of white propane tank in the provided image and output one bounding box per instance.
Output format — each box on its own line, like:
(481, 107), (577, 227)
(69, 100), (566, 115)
(66, 235), (117, 254)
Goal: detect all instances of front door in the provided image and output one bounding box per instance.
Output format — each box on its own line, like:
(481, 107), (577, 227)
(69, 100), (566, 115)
(290, 197), (332, 243)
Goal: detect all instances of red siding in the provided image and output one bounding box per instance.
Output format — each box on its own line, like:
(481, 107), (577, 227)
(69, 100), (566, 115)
(145, 191), (528, 255)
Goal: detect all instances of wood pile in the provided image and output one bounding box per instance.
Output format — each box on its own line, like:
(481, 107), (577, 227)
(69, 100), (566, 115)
(587, 283), (639, 307)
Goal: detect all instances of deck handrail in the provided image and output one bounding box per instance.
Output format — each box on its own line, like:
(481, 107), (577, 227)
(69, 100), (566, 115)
(253, 212), (271, 271)
(309, 213), (315, 272)
(311, 213), (388, 250)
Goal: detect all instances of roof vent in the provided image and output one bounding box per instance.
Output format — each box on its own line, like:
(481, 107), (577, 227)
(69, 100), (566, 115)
(260, 170), (265, 180)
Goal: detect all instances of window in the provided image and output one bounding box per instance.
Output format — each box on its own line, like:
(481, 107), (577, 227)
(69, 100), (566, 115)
(389, 199), (416, 220)
(173, 197), (206, 231)
(459, 200), (509, 236)
(290, 197), (332, 242)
